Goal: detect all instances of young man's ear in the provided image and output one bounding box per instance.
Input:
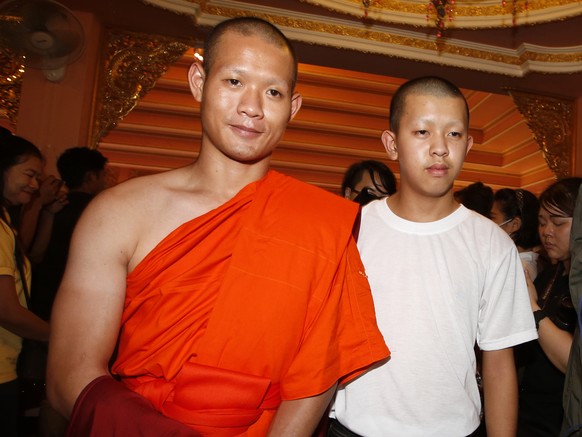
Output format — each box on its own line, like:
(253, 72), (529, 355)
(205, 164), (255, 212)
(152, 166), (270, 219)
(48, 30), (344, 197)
(381, 130), (398, 160)
(188, 62), (205, 103)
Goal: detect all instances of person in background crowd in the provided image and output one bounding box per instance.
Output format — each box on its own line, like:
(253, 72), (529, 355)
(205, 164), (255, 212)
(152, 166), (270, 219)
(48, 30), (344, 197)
(490, 188), (541, 280)
(454, 181), (494, 219)
(32, 147), (108, 321)
(563, 183), (582, 437)
(517, 177), (581, 437)
(0, 135), (51, 437)
(341, 160), (397, 205)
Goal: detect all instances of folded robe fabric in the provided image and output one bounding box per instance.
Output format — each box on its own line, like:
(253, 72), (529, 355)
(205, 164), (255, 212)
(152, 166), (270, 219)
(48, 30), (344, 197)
(68, 171), (389, 436)
(67, 376), (201, 437)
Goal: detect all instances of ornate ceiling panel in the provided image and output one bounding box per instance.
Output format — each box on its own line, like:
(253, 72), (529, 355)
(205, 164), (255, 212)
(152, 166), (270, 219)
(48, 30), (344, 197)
(300, 0), (582, 27)
(142, 0), (582, 78)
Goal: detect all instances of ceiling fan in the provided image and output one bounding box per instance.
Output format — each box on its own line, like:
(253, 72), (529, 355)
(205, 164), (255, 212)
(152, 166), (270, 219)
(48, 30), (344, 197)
(0, 0), (85, 82)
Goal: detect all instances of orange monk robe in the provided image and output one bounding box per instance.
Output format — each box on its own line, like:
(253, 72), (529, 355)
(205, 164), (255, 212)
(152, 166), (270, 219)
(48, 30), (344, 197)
(107, 171), (388, 436)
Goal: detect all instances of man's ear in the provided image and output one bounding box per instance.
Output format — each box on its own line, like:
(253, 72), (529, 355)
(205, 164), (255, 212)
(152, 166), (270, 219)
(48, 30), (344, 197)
(289, 92), (302, 121)
(382, 130), (398, 160)
(466, 135), (474, 156)
(188, 61), (205, 103)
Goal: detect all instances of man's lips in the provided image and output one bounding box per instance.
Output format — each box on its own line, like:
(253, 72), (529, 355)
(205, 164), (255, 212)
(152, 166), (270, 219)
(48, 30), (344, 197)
(426, 164), (448, 175)
(231, 124), (261, 135)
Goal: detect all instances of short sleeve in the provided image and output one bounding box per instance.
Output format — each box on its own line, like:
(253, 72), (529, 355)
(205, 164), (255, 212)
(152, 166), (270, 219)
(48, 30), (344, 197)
(477, 243), (537, 350)
(0, 220), (16, 277)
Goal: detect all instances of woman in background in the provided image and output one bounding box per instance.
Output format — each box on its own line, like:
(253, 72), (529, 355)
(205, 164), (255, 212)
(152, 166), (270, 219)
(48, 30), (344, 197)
(490, 188), (541, 279)
(0, 134), (51, 437)
(517, 177), (581, 437)
(341, 160), (396, 205)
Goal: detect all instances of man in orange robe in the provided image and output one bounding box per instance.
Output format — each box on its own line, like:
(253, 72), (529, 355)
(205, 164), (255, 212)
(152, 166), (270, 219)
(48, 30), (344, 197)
(47, 17), (388, 436)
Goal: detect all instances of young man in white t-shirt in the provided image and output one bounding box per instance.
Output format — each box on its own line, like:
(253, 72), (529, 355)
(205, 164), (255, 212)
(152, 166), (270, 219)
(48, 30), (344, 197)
(330, 76), (537, 437)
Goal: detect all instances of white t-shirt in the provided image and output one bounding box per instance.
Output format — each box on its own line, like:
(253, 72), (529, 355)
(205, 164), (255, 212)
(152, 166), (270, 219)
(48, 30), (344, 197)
(332, 200), (537, 437)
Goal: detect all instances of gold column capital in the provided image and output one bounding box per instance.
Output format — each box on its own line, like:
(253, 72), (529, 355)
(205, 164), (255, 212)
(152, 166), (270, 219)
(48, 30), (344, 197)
(91, 31), (190, 147)
(508, 89), (574, 179)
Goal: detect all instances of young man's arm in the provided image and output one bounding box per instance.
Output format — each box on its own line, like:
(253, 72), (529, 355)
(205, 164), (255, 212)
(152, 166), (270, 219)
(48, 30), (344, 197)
(266, 384), (337, 437)
(482, 348), (518, 437)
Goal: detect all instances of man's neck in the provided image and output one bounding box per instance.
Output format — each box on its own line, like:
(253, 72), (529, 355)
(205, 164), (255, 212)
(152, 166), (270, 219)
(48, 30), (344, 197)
(386, 191), (459, 223)
(189, 155), (271, 201)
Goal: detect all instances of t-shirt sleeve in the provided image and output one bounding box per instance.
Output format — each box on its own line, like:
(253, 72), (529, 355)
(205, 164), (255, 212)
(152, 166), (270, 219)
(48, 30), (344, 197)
(477, 242), (537, 351)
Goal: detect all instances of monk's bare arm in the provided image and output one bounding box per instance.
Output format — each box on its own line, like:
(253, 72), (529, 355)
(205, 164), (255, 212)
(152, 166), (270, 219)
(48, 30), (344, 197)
(266, 384), (337, 437)
(47, 191), (133, 418)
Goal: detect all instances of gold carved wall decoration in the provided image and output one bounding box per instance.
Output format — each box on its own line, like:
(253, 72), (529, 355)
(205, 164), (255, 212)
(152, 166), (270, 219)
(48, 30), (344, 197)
(0, 46), (25, 127)
(509, 89), (573, 179)
(91, 31), (190, 147)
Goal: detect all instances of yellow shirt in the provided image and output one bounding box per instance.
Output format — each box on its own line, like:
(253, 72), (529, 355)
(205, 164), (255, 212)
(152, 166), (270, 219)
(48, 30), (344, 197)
(0, 212), (31, 384)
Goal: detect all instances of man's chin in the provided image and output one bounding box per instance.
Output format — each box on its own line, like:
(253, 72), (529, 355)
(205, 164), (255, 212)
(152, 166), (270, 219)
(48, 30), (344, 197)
(234, 152), (273, 166)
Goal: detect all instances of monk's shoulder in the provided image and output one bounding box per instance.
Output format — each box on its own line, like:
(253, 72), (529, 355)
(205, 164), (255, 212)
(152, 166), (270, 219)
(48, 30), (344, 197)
(105, 169), (184, 206)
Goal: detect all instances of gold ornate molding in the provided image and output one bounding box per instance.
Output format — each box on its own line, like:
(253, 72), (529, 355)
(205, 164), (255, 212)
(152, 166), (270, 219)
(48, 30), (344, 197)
(142, 0), (582, 77)
(91, 31), (190, 147)
(299, 0), (582, 27)
(509, 89), (573, 179)
(0, 46), (25, 127)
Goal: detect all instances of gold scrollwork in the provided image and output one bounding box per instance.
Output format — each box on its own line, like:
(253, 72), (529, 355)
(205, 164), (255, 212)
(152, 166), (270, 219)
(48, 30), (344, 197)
(0, 46), (25, 127)
(91, 31), (190, 146)
(509, 89), (573, 178)
(299, 0), (581, 21)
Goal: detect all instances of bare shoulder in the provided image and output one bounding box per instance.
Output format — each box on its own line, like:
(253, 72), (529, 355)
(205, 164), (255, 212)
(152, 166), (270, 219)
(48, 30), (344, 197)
(88, 168), (187, 220)
(79, 174), (150, 233)
(81, 167), (210, 270)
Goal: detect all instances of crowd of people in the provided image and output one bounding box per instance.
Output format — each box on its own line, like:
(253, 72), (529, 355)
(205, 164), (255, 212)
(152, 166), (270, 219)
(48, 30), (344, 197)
(1, 15), (581, 437)
(455, 178), (581, 437)
(0, 128), (109, 436)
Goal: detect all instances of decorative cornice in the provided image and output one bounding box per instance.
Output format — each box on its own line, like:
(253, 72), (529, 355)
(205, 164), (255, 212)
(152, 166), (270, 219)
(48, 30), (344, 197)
(300, 0), (582, 28)
(141, 0), (582, 77)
